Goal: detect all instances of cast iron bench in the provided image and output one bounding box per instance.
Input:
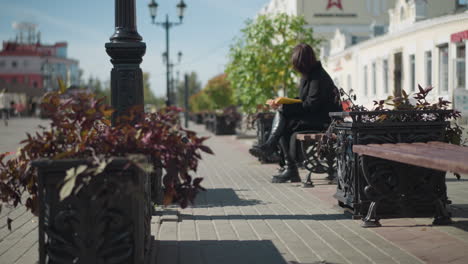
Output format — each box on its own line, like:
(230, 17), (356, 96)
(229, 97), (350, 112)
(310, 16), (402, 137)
(353, 141), (468, 227)
(295, 132), (337, 187)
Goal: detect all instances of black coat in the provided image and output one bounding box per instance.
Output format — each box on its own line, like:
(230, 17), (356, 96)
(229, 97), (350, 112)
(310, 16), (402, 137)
(282, 62), (342, 130)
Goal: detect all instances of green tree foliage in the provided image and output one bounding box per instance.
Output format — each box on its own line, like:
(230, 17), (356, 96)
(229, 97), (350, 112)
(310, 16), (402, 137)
(87, 77), (110, 104)
(143, 72), (166, 110)
(204, 73), (235, 110)
(225, 13), (322, 113)
(143, 72), (156, 104)
(176, 72), (202, 108)
(189, 90), (214, 113)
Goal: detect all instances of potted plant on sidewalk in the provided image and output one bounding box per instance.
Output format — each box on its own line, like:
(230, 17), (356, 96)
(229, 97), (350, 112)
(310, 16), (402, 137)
(328, 86), (464, 225)
(0, 89), (212, 263)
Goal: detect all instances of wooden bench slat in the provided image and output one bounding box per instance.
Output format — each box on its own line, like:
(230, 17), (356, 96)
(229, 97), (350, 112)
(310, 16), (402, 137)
(365, 143), (467, 161)
(296, 133), (326, 141)
(426, 141), (468, 154)
(391, 143), (467, 159)
(296, 133), (336, 141)
(363, 143), (467, 164)
(353, 143), (468, 175)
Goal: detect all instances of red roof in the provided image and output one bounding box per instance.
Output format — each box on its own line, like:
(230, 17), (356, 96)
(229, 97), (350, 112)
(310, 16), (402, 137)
(0, 41), (67, 57)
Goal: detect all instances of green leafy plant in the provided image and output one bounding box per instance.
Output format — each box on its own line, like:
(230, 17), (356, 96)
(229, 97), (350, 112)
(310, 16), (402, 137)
(0, 90), (213, 227)
(225, 13), (322, 113)
(204, 73), (235, 110)
(189, 90), (214, 113)
(338, 85), (464, 144)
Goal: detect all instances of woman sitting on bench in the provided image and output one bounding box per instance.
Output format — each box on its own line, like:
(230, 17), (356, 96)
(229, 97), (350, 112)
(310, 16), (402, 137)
(250, 43), (342, 183)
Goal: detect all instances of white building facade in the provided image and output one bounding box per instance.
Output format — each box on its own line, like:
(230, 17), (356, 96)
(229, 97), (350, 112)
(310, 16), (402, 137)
(259, 0), (397, 57)
(325, 0), (468, 116)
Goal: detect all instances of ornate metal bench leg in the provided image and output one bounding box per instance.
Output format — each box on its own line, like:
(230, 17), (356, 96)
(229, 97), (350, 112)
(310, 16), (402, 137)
(361, 201), (381, 228)
(432, 198), (452, 225)
(325, 152), (336, 183)
(300, 140), (314, 188)
(303, 171), (314, 188)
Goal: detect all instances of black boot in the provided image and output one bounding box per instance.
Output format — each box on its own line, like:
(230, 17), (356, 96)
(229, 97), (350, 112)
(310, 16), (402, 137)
(271, 136), (301, 183)
(249, 111), (286, 158)
(272, 164), (300, 183)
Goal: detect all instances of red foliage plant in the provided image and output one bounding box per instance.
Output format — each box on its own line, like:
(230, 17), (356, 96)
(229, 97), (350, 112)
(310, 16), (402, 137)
(0, 90), (213, 226)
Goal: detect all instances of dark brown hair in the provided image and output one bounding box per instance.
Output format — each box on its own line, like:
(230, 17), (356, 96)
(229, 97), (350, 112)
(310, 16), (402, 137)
(291, 43), (317, 76)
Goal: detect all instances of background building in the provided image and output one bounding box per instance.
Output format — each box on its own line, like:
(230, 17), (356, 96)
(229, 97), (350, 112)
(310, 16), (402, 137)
(0, 22), (80, 93)
(259, 0), (397, 57)
(325, 0), (467, 119)
(0, 22), (80, 116)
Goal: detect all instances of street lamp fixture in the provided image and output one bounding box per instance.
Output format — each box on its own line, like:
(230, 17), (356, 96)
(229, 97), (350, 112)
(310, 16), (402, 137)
(148, 0), (187, 106)
(148, 0), (158, 23)
(176, 0), (187, 22)
(177, 51), (183, 63)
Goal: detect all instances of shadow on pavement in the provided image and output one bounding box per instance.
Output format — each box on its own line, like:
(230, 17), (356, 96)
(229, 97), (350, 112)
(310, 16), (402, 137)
(195, 188), (265, 207)
(154, 240), (288, 264)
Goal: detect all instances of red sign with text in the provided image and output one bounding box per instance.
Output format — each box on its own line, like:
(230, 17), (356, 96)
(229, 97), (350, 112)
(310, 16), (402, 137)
(327, 0), (343, 10)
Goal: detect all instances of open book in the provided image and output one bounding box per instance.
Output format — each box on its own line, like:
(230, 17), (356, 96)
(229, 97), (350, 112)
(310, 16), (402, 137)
(271, 97), (302, 104)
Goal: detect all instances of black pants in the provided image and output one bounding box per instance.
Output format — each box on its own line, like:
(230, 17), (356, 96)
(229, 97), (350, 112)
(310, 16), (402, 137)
(279, 111), (326, 163)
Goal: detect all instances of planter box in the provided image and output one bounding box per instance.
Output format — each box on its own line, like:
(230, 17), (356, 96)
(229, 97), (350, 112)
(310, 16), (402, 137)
(213, 115), (237, 135)
(151, 165), (164, 205)
(254, 112), (281, 163)
(194, 113), (204, 124)
(33, 157), (152, 264)
(330, 110), (451, 219)
(204, 113), (215, 132)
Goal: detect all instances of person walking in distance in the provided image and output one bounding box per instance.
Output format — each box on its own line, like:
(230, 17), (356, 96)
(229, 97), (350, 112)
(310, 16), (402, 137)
(0, 88), (9, 126)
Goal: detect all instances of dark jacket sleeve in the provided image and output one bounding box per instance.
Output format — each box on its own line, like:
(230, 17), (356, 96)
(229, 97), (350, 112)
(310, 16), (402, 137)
(282, 80), (321, 116)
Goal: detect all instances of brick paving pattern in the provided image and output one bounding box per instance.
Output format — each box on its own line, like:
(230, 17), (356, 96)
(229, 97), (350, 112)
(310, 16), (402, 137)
(1, 119), (468, 263)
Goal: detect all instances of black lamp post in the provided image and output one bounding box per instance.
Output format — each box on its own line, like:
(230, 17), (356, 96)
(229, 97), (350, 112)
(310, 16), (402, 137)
(167, 51), (182, 106)
(106, 0), (146, 123)
(148, 0), (186, 106)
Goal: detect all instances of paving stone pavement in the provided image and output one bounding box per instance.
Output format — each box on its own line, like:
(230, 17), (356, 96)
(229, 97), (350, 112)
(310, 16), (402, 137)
(0, 118), (47, 264)
(149, 123), (468, 264)
(1, 119), (468, 264)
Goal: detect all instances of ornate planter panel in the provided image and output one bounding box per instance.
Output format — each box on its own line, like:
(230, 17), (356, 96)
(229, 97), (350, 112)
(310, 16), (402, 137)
(204, 113), (215, 132)
(332, 110), (451, 219)
(254, 113), (280, 163)
(195, 113), (204, 124)
(214, 115), (237, 135)
(33, 157), (152, 264)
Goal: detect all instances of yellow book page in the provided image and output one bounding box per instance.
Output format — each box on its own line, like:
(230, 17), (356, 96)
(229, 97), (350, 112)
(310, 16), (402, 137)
(273, 97), (302, 104)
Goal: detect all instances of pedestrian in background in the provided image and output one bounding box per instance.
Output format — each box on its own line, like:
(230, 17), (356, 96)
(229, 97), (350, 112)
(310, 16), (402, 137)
(0, 89), (9, 126)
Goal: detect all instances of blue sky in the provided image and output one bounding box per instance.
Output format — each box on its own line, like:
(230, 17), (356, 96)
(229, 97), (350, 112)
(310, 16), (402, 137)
(0, 0), (269, 96)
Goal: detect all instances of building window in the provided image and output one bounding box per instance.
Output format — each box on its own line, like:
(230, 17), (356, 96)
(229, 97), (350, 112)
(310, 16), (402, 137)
(409, 54), (416, 91)
(439, 45), (449, 92)
(456, 44), (466, 89)
(11, 61), (17, 68)
(33, 81), (38, 88)
(457, 0), (467, 8)
(364, 65), (368, 95)
(425, 51), (432, 87)
(0, 61), (5, 68)
(383, 59), (389, 94)
(372, 62), (377, 95)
